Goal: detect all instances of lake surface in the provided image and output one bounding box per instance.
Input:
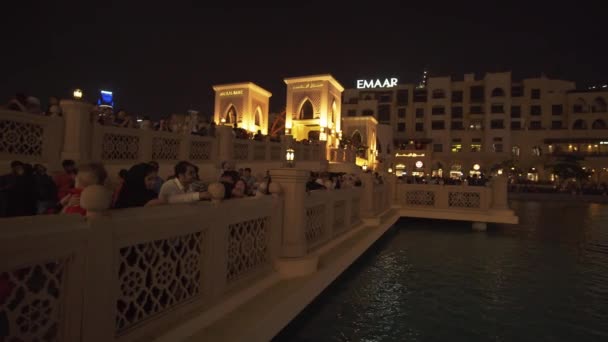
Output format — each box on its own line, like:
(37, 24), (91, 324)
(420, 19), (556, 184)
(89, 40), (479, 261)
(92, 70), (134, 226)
(275, 200), (608, 341)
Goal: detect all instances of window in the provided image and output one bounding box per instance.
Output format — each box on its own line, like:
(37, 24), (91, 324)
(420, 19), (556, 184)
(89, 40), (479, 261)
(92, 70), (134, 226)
(470, 105), (483, 114)
(398, 108), (406, 118)
(572, 119), (587, 130)
(452, 106), (463, 118)
(397, 123), (406, 132)
(379, 94), (391, 103)
(469, 120), (483, 130)
(552, 104), (563, 115)
(491, 88), (505, 97)
(491, 104), (504, 113)
(299, 101), (313, 119)
(511, 86), (524, 97)
(432, 89), (446, 99)
(452, 91), (463, 102)
(551, 121), (563, 129)
(573, 98), (587, 113)
(470, 86), (484, 102)
(433, 144), (443, 152)
(471, 138), (482, 152)
(592, 97), (607, 112)
(415, 108), (424, 118)
(493, 143), (503, 152)
(347, 109), (356, 117)
(511, 106), (521, 118)
(532, 146), (542, 156)
(592, 119), (607, 129)
(396, 90), (409, 105)
(432, 106), (445, 115)
(362, 109), (374, 116)
(451, 121), (464, 130)
(530, 105), (542, 116)
(451, 139), (462, 152)
(378, 105), (391, 122)
(529, 121), (542, 129)
(490, 119), (505, 129)
(431, 120), (445, 130)
(415, 123), (424, 131)
(414, 89), (427, 102)
(531, 88), (541, 99)
(511, 121), (521, 130)
(512, 145), (520, 157)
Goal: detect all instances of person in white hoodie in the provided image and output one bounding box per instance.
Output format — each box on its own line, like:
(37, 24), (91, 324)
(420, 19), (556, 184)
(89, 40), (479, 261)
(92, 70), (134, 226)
(159, 161), (210, 203)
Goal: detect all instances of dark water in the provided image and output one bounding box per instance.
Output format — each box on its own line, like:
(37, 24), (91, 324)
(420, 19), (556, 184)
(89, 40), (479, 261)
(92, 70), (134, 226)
(275, 201), (608, 341)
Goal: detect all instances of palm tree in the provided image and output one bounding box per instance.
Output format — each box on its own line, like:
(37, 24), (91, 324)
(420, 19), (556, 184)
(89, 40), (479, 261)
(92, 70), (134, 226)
(548, 155), (589, 182)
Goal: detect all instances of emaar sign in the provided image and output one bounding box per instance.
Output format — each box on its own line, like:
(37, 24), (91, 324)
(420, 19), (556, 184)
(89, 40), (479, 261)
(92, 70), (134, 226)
(356, 78), (398, 89)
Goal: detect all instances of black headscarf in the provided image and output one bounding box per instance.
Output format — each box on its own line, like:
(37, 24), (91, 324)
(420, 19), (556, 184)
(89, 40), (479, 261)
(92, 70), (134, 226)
(115, 163), (158, 209)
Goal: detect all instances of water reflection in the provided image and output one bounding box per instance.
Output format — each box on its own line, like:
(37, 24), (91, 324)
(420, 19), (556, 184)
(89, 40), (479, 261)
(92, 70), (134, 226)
(275, 200), (608, 341)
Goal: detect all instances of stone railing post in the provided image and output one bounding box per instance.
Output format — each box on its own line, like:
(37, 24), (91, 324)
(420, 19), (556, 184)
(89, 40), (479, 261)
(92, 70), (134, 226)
(80, 185), (114, 342)
(360, 172), (374, 219)
(60, 99), (93, 163)
(436, 185), (449, 209)
(491, 175), (508, 210)
(385, 173), (397, 206)
(216, 125), (234, 164)
(270, 168), (317, 277)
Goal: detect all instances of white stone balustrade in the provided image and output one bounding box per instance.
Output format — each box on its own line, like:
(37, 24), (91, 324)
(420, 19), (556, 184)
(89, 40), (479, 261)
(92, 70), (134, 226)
(397, 183), (492, 210)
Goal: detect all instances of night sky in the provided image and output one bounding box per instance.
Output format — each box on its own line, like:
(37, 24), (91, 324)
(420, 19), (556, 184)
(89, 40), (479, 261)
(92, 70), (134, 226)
(3, 4), (607, 119)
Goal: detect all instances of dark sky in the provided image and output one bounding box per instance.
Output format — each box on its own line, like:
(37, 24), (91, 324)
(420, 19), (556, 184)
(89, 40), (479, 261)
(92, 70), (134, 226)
(3, 4), (607, 118)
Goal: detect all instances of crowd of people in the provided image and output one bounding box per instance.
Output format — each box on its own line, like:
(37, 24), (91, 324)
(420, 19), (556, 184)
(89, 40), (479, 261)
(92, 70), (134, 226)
(3, 93), (62, 117)
(0, 159), (279, 218)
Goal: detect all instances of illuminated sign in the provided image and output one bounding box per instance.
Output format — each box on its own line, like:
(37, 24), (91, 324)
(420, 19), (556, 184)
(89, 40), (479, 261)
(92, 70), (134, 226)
(395, 153), (425, 157)
(219, 90), (244, 96)
(98, 90), (114, 108)
(600, 141), (608, 145)
(415, 161), (423, 168)
(356, 78), (398, 89)
(293, 82), (324, 90)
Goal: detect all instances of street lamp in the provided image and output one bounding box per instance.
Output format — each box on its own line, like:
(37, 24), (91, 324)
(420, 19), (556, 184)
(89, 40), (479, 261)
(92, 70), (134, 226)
(286, 148), (295, 168)
(73, 89), (83, 100)
(220, 118), (226, 124)
(388, 167), (393, 173)
(362, 163), (368, 172)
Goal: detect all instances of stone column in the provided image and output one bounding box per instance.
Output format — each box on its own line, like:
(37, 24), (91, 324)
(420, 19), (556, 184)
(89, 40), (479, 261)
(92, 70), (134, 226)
(216, 125), (234, 164)
(60, 99), (93, 163)
(491, 174), (508, 210)
(385, 173), (397, 206)
(360, 172), (374, 218)
(270, 168), (318, 277)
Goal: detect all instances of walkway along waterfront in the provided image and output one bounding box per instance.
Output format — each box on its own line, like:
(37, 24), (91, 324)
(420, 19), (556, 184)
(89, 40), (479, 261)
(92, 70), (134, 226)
(0, 167), (515, 341)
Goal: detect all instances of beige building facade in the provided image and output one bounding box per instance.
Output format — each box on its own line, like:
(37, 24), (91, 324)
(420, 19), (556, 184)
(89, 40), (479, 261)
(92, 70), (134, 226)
(342, 72), (608, 182)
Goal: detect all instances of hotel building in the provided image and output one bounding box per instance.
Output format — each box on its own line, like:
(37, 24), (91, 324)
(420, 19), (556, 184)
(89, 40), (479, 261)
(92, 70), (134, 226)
(342, 72), (608, 182)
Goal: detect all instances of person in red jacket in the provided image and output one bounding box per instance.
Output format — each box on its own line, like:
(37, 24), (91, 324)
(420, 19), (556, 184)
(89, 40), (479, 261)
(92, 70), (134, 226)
(61, 163), (108, 216)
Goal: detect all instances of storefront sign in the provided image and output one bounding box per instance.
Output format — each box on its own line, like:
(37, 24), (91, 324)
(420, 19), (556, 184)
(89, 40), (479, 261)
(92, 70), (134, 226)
(395, 153), (425, 157)
(219, 90), (244, 96)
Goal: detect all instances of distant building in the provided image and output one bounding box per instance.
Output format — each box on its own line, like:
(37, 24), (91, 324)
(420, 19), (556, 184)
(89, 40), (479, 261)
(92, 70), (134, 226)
(342, 72), (608, 182)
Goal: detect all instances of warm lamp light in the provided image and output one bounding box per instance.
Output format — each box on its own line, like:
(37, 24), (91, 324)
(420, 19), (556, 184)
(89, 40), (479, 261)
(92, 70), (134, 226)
(362, 163), (368, 172)
(415, 161), (423, 168)
(320, 117), (327, 128)
(498, 169), (503, 175)
(73, 89), (83, 100)
(473, 164), (480, 171)
(220, 118), (226, 123)
(388, 167), (393, 173)
(286, 148), (295, 167)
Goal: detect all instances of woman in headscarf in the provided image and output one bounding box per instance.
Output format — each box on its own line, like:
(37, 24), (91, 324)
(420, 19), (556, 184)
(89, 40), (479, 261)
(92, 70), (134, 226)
(115, 163), (165, 209)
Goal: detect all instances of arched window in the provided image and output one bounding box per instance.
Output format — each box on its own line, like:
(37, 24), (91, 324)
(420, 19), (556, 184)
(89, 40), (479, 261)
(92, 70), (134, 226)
(572, 119), (587, 130)
(254, 107), (262, 126)
(573, 98), (588, 113)
(491, 88), (505, 97)
(225, 105), (237, 123)
(376, 138), (382, 153)
(331, 100), (338, 126)
(362, 109), (374, 116)
(299, 99), (314, 120)
(532, 146), (542, 157)
(432, 89), (445, 99)
(512, 145), (520, 157)
(592, 119), (607, 129)
(351, 131), (362, 148)
(592, 97), (607, 113)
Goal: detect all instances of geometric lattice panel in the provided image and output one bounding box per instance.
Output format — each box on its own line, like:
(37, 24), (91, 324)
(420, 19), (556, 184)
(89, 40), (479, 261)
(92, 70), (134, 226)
(152, 137), (180, 160)
(0, 260), (66, 341)
(305, 204), (325, 249)
(253, 145), (266, 161)
(226, 217), (270, 283)
(270, 145), (282, 161)
(233, 143), (249, 161)
(101, 133), (139, 160)
(448, 192), (481, 208)
(404, 191), (435, 206)
(0, 119), (44, 157)
(116, 232), (203, 334)
(189, 141), (212, 161)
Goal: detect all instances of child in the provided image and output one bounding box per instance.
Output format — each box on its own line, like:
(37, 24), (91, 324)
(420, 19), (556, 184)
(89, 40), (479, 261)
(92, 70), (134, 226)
(61, 163), (108, 216)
